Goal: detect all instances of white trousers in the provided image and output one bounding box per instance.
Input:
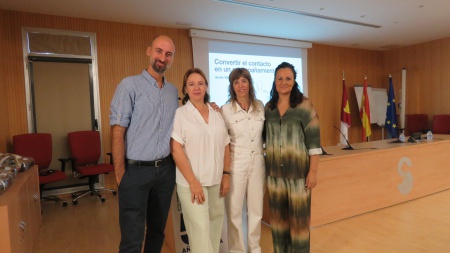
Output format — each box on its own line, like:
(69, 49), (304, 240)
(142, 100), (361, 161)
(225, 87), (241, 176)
(225, 153), (265, 253)
(177, 184), (224, 253)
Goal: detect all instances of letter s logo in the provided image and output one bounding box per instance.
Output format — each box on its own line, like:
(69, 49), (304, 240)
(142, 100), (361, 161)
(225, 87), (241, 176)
(397, 157), (413, 195)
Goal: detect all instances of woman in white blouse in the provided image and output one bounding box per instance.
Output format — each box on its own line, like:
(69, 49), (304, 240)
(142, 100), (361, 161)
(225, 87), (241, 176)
(171, 68), (231, 253)
(221, 68), (265, 253)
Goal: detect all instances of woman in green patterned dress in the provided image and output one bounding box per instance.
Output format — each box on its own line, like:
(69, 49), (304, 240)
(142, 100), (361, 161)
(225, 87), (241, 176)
(264, 62), (322, 253)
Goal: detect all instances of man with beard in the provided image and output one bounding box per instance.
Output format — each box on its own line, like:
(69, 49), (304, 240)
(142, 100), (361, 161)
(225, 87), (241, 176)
(110, 35), (178, 253)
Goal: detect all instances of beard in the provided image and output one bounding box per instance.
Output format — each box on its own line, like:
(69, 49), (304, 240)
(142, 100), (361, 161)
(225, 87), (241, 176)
(151, 59), (168, 74)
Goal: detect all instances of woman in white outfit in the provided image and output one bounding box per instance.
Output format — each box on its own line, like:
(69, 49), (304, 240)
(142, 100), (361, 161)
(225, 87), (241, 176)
(221, 68), (265, 253)
(171, 68), (231, 253)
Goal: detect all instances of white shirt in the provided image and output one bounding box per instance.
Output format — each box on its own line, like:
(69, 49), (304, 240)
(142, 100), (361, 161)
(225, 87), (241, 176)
(171, 101), (230, 187)
(221, 100), (265, 156)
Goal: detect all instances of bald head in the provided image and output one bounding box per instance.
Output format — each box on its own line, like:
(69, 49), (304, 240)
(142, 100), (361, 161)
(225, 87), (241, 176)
(147, 35), (175, 75)
(151, 35), (175, 49)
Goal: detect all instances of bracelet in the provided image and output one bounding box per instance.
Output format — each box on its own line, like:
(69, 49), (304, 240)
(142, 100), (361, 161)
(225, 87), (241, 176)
(223, 171), (230, 175)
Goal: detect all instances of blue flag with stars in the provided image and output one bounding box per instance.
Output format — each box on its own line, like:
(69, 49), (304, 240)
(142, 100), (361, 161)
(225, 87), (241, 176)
(385, 76), (398, 138)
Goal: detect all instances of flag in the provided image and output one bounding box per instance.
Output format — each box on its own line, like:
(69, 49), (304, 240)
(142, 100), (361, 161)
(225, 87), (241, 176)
(385, 76), (398, 138)
(340, 79), (351, 146)
(360, 78), (372, 141)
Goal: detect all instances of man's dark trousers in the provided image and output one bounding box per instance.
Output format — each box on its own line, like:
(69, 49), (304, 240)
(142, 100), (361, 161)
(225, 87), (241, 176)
(118, 159), (175, 253)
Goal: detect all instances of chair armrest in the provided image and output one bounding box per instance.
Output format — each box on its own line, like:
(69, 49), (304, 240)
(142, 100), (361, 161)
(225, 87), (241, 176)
(106, 152), (113, 164)
(64, 157), (76, 171)
(64, 157), (80, 177)
(58, 158), (71, 172)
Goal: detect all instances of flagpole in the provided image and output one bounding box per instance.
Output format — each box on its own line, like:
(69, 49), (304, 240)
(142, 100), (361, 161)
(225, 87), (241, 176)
(381, 75), (388, 141)
(364, 75), (370, 142)
(400, 68), (407, 133)
(365, 75), (370, 142)
(384, 73), (389, 140)
(342, 71), (345, 146)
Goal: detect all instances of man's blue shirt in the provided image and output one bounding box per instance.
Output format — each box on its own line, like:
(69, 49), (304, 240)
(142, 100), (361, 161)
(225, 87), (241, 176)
(110, 70), (179, 160)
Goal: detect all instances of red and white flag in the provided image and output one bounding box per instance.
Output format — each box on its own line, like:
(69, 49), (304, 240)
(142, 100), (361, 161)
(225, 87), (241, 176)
(340, 78), (351, 146)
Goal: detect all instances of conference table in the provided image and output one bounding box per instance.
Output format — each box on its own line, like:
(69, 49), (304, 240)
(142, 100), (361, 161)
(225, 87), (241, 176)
(310, 134), (450, 227)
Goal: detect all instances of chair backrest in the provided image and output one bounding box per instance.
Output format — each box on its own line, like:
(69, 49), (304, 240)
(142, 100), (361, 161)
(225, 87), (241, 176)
(405, 114), (428, 134)
(432, 114), (450, 134)
(67, 131), (101, 166)
(13, 133), (52, 170)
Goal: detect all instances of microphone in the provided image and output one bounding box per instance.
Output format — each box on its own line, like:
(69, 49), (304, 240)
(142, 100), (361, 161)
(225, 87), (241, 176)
(333, 125), (355, 150)
(389, 137), (403, 144)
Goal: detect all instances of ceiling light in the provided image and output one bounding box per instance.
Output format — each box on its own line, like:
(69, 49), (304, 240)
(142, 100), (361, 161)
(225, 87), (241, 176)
(176, 21), (192, 27)
(214, 0), (381, 28)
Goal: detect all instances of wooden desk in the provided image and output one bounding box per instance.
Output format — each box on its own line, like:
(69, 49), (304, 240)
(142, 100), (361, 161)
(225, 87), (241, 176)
(0, 165), (42, 253)
(311, 135), (450, 227)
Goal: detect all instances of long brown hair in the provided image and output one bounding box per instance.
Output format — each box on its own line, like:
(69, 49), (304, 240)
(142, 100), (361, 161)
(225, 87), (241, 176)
(267, 62), (304, 110)
(227, 68), (259, 111)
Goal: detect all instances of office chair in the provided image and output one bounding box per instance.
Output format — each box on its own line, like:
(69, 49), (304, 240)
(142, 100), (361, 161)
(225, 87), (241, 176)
(432, 114), (450, 134)
(67, 130), (116, 205)
(13, 133), (68, 207)
(405, 114), (428, 135)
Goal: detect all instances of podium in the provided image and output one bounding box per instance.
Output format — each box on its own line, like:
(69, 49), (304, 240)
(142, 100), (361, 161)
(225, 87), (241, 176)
(311, 135), (450, 227)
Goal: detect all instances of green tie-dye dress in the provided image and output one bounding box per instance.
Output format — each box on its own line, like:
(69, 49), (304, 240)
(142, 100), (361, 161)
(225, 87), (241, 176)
(264, 98), (321, 253)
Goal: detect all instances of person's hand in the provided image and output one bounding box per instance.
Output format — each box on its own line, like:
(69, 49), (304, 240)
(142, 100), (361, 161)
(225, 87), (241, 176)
(305, 170), (317, 189)
(115, 167), (125, 186)
(189, 179), (205, 204)
(220, 174), (230, 197)
(209, 102), (220, 111)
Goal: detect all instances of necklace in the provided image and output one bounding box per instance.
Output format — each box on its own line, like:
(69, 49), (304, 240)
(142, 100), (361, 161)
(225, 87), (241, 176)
(237, 101), (249, 112)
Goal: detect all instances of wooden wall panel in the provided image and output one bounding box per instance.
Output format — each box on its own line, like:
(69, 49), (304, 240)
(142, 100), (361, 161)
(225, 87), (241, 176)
(0, 9), (401, 155)
(0, 9), (9, 153)
(3, 11), (29, 147)
(3, 9), (450, 176)
(2, 10), (192, 188)
(308, 44), (384, 147)
(384, 38), (450, 130)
